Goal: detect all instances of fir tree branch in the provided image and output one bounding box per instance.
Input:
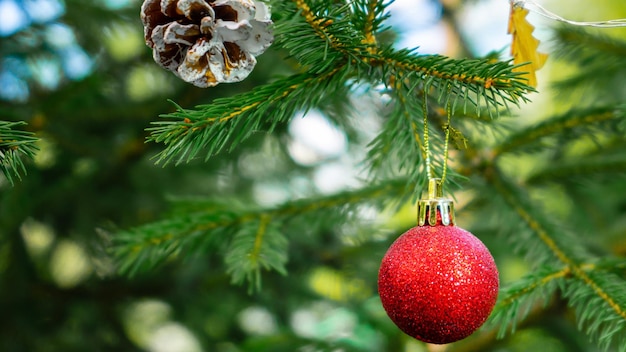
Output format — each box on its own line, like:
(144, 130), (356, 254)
(290, 0), (532, 97)
(493, 106), (624, 157)
(553, 27), (626, 64)
(565, 272), (626, 351)
(149, 1), (533, 165)
(489, 166), (581, 265)
(527, 156), (626, 184)
(372, 51), (533, 118)
(278, 0), (531, 108)
(283, 0), (526, 95)
(498, 266), (573, 309)
(148, 66), (348, 164)
(225, 215), (287, 292)
(489, 166), (626, 346)
(113, 178), (409, 279)
(487, 265), (568, 337)
(551, 27), (626, 105)
(487, 262), (620, 339)
(0, 121), (39, 185)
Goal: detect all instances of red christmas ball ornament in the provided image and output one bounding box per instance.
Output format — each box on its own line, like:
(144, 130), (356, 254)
(378, 179), (499, 344)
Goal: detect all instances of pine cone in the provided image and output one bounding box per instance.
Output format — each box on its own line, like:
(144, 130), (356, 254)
(141, 0), (273, 87)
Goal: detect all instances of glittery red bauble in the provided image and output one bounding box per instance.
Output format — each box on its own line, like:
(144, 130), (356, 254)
(378, 225), (499, 344)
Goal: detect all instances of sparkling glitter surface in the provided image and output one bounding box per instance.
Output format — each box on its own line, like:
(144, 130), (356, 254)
(378, 225), (499, 344)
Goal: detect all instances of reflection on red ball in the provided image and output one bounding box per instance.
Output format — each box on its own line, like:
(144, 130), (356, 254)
(378, 225), (499, 344)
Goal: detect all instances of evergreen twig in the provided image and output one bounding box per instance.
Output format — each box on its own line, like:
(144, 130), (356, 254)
(527, 157), (626, 184)
(552, 27), (626, 104)
(487, 166), (626, 350)
(0, 121), (38, 185)
(148, 0), (532, 165)
(493, 106), (624, 156)
(487, 265), (567, 337)
(113, 178), (409, 282)
(148, 66), (349, 165)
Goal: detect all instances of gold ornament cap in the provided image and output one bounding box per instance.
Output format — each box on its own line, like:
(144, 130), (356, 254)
(417, 178), (455, 226)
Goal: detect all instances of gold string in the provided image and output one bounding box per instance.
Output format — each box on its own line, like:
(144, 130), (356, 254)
(422, 87), (453, 188)
(422, 90), (433, 179)
(441, 97), (452, 185)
